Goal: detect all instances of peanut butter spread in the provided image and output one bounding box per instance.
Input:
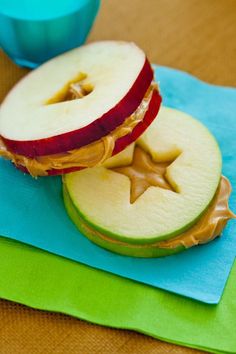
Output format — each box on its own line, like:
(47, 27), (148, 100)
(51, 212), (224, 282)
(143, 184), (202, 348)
(77, 176), (235, 250)
(0, 83), (156, 177)
(112, 145), (178, 203)
(158, 176), (235, 249)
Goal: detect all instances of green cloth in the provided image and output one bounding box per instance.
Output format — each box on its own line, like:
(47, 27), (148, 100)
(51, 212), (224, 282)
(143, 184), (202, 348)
(0, 237), (235, 354)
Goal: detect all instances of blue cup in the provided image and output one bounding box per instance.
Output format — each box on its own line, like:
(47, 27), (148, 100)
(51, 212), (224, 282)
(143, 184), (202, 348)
(0, 0), (100, 68)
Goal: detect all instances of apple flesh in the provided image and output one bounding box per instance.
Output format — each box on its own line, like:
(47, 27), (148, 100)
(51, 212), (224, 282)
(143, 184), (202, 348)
(63, 107), (222, 249)
(0, 41), (154, 157)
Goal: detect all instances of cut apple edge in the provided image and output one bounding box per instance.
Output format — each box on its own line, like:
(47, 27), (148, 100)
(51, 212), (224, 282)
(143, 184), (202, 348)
(63, 183), (184, 257)
(65, 186), (208, 245)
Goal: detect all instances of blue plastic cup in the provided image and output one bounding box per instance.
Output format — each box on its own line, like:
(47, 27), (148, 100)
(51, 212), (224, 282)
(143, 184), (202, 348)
(0, 0), (100, 68)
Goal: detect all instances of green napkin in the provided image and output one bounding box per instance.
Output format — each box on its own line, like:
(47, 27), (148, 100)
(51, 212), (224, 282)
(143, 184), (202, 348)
(0, 237), (235, 354)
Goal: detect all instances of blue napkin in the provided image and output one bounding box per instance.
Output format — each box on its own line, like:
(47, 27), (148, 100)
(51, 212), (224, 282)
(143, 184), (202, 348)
(0, 66), (235, 304)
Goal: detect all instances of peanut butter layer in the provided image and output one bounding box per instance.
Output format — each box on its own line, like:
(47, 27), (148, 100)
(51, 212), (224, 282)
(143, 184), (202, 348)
(158, 176), (235, 249)
(0, 83), (156, 177)
(77, 176), (235, 250)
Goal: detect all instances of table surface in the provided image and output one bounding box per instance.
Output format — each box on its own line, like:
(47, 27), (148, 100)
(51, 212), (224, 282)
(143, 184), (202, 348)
(0, 1), (235, 353)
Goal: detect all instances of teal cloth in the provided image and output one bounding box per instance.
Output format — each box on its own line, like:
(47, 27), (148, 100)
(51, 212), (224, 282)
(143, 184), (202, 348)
(0, 66), (236, 303)
(0, 237), (235, 354)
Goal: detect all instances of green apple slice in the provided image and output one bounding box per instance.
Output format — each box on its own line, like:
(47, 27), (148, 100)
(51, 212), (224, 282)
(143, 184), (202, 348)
(63, 184), (184, 257)
(64, 107), (222, 245)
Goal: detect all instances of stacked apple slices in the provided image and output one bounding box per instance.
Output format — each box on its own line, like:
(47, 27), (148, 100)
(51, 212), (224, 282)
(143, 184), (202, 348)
(0, 41), (234, 258)
(0, 41), (161, 176)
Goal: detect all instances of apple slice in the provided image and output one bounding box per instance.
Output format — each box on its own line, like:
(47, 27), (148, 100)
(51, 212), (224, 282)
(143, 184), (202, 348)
(13, 87), (161, 176)
(0, 41), (155, 157)
(63, 176), (233, 257)
(63, 107), (222, 249)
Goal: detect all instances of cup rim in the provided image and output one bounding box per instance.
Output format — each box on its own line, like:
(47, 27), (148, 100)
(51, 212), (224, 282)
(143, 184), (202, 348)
(0, 0), (100, 22)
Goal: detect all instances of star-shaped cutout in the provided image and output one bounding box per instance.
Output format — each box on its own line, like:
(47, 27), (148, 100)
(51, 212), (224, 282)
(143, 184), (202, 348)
(111, 146), (178, 204)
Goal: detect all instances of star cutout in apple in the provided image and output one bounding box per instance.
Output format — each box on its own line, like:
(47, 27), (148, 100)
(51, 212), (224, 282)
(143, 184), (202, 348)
(111, 146), (178, 204)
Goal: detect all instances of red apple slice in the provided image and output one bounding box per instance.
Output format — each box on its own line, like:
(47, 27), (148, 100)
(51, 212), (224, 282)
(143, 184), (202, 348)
(0, 41), (154, 158)
(17, 89), (161, 176)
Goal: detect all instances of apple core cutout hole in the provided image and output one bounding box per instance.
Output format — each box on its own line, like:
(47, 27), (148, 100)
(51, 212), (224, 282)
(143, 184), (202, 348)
(45, 72), (94, 105)
(110, 145), (180, 204)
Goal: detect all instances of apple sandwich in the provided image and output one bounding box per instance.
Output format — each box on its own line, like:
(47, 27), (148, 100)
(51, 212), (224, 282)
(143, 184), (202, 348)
(0, 41), (161, 176)
(0, 41), (234, 257)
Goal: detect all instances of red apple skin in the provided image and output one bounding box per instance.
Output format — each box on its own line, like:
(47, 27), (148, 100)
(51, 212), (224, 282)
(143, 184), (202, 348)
(3, 59), (154, 158)
(17, 89), (161, 176)
(112, 89), (161, 156)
